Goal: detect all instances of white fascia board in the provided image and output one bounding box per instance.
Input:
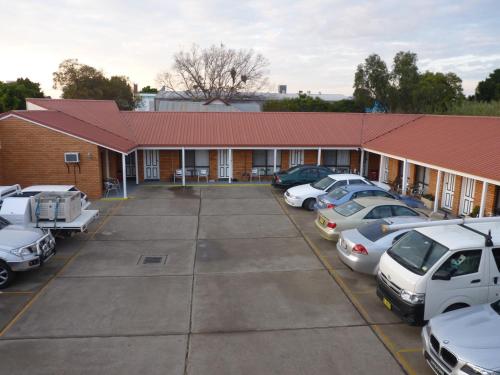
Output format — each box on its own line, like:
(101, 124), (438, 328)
(363, 147), (500, 186)
(137, 146), (358, 150)
(0, 113), (128, 154)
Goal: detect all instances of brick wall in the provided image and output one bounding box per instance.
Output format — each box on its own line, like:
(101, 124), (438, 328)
(304, 150), (317, 164)
(472, 181), (496, 216)
(233, 150), (252, 181)
(281, 150), (290, 170)
(0, 118), (103, 198)
(387, 158), (400, 184)
(159, 150), (179, 181)
(350, 150), (360, 173)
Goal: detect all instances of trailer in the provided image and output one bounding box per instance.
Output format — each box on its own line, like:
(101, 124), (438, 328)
(0, 195), (99, 235)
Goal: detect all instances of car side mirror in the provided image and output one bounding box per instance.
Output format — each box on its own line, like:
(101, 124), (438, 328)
(432, 270), (451, 281)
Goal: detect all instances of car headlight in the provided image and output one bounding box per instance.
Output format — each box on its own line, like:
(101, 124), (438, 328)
(462, 363), (500, 375)
(10, 245), (36, 257)
(400, 289), (425, 304)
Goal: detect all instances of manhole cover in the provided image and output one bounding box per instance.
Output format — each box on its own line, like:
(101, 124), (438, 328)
(138, 255), (167, 265)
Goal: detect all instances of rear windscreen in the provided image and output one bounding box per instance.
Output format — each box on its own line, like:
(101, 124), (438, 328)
(334, 201), (364, 217)
(358, 219), (393, 241)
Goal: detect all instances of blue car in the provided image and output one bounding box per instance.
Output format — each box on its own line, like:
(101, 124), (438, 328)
(314, 184), (425, 210)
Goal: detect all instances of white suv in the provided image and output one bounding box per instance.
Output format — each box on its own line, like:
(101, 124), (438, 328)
(284, 174), (373, 210)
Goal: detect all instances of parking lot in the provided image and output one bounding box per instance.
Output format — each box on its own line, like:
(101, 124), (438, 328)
(0, 184), (431, 374)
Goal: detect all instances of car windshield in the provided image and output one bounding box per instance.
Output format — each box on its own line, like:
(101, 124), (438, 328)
(0, 216), (11, 229)
(334, 201), (364, 217)
(326, 187), (349, 200)
(312, 177), (335, 190)
(387, 230), (449, 275)
(358, 219), (394, 242)
(491, 300), (500, 315)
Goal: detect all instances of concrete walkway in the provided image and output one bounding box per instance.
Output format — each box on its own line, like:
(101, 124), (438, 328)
(0, 185), (408, 374)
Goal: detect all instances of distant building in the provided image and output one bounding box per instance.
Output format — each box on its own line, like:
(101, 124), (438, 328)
(135, 85), (347, 112)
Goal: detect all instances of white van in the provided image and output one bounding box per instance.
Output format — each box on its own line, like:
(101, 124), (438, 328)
(376, 218), (500, 325)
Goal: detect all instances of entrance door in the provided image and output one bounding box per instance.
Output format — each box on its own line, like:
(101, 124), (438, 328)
(441, 173), (456, 210)
(144, 150), (160, 180)
(289, 150), (304, 167)
(459, 178), (475, 216)
(218, 150), (230, 179)
(125, 153), (136, 178)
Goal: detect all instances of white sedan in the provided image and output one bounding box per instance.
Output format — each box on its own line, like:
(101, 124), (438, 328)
(284, 174), (373, 210)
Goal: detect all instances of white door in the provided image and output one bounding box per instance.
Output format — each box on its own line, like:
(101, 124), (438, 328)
(289, 150), (304, 167)
(380, 156), (389, 183)
(459, 178), (475, 216)
(218, 150), (229, 178)
(144, 150), (160, 180)
(441, 173), (456, 210)
(489, 248), (500, 301)
(425, 249), (488, 319)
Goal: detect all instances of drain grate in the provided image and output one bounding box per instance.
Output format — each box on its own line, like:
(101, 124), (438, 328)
(138, 255), (167, 265)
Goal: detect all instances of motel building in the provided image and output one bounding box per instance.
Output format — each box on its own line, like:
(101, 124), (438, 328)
(0, 98), (499, 218)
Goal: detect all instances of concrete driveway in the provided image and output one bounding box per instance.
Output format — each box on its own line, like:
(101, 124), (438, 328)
(0, 185), (409, 374)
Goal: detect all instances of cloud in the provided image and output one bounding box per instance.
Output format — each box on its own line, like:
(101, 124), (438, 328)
(0, 0), (498, 97)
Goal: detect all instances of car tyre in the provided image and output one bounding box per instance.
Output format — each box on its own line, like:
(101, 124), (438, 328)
(303, 198), (315, 211)
(0, 260), (14, 289)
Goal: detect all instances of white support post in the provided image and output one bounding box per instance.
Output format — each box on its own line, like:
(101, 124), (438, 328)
(228, 148), (233, 184)
(122, 153), (127, 199)
(134, 150), (139, 185)
(317, 148), (322, 166)
(378, 156), (384, 183)
(401, 159), (408, 195)
(479, 181), (488, 217)
(366, 152), (370, 177)
(273, 149), (277, 173)
(359, 149), (365, 176)
(434, 170), (442, 213)
(105, 149), (110, 178)
(181, 147), (186, 186)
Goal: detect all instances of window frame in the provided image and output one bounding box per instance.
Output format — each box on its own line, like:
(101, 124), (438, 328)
(322, 150), (351, 172)
(252, 150), (281, 176)
(435, 249), (483, 278)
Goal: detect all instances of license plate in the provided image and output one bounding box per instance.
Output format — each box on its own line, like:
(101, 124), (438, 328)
(427, 357), (446, 375)
(383, 298), (392, 310)
(319, 216), (326, 225)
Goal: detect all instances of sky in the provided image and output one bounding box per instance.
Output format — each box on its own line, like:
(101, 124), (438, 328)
(1, 0), (499, 98)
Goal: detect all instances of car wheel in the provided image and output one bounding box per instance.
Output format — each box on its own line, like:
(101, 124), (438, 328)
(443, 303), (469, 313)
(0, 260), (14, 289)
(303, 198), (315, 211)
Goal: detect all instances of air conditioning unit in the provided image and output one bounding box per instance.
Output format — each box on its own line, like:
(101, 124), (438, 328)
(64, 152), (80, 163)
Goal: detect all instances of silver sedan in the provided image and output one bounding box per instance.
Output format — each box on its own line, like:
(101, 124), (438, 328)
(336, 216), (429, 275)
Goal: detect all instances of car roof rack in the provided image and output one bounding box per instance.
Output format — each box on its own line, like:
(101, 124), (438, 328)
(382, 216), (500, 235)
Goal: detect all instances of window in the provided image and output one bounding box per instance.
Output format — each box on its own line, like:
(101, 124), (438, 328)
(334, 201), (364, 217)
(372, 190), (395, 199)
(0, 217), (11, 229)
(327, 188), (349, 200)
(492, 248), (500, 271)
(252, 150), (281, 176)
(353, 190), (373, 199)
(312, 177), (335, 190)
(331, 180), (348, 189)
(436, 250), (482, 277)
(349, 179), (368, 185)
(392, 206), (419, 217)
(365, 205), (393, 219)
(414, 166), (430, 194)
(358, 219), (394, 242)
(182, 150), (209, 175)
(299, 168), (318, 179)
(322, 150), (351, 172)
(387, 231), (449, 275)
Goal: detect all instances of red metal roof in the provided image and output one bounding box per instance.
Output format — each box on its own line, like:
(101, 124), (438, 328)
(364, 115), (500, 183)
(0, 110), (136, 153)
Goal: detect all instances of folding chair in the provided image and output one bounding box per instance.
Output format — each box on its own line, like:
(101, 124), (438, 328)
(197, 168), (209, 183)
(173, 169), (183, 183)
(104, 178), (121, 197)
(250, 168), (261, 182)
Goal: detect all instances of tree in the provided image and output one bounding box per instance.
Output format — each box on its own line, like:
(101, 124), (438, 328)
(157, 44), (269, 100)
(413, 72), (464, 113)
(140, 86), (158, 93)
(263, 94), (363, 112)
(475, 69), (500, 102)
(0, 78), (44, 112)
(391, 51), (419, 112)
(353, 54), (391, 111)
(53, 59), (136, 110)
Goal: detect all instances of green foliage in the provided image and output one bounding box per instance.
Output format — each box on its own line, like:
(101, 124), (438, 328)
(353, 51), (464, 114)
(444, 100), (500, 116)
(470, 206), (480, 218)
(140, 86), (158, 93)
(53, 59), (136, 110)
(0, 78), (44, 112)
(262, 94), (363, 112)
(475, 69), (500, 102)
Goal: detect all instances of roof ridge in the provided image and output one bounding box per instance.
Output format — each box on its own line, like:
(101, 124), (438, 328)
(27, 98), (117, 103)
(362, 114), (425, 145)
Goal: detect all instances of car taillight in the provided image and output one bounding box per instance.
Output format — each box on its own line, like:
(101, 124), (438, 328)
(276, 177), (281, 183)
(352, 244), (368, 255)
(326, 203), (335, 209)
(327, 221), (336, 229)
